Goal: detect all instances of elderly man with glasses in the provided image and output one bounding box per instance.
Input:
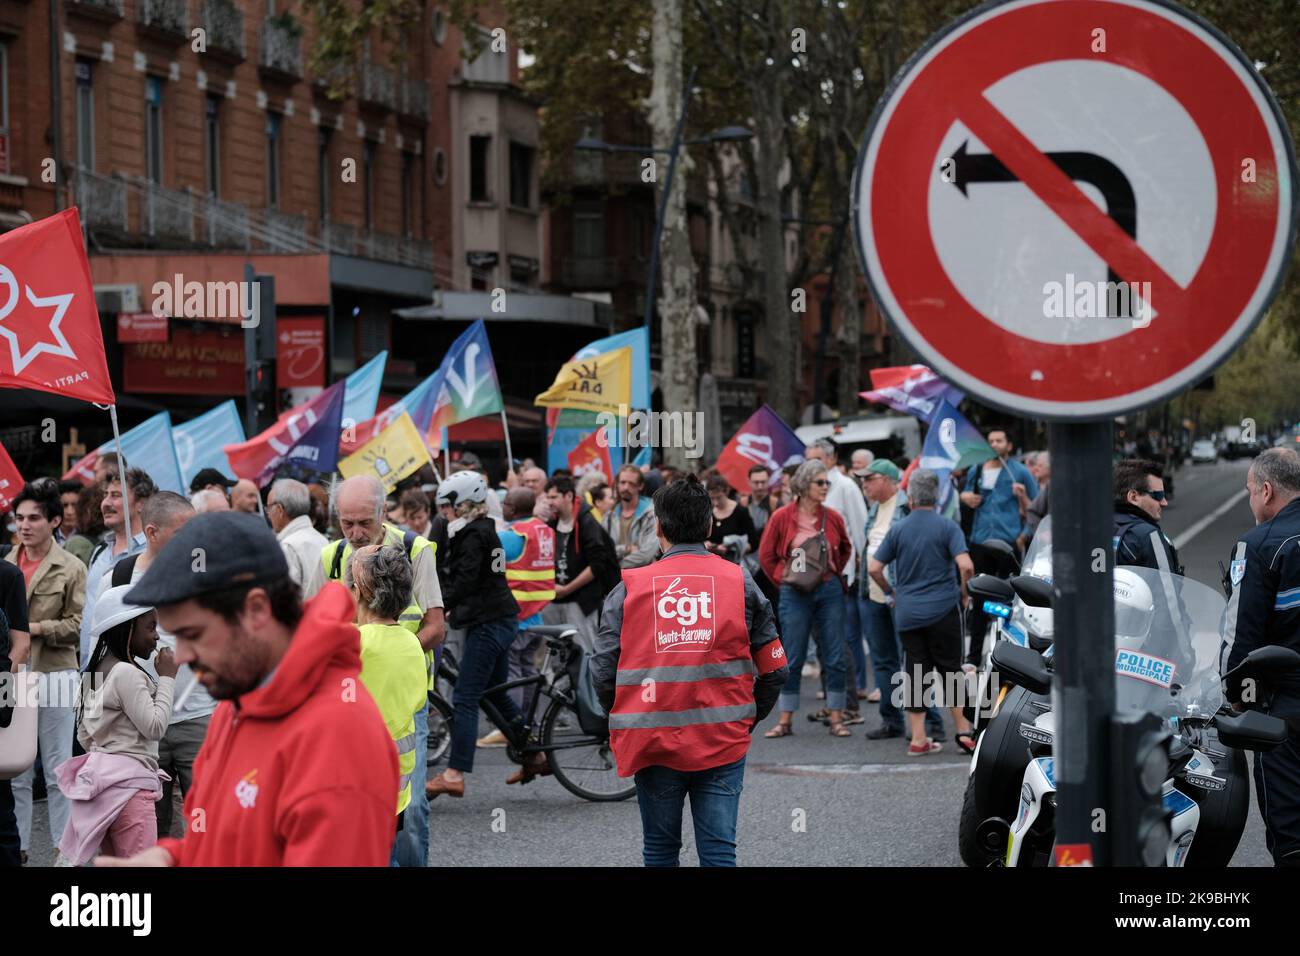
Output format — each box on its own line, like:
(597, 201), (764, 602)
(267, 478), (328, 587)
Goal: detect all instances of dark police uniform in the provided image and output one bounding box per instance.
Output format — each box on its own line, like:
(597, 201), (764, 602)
(1113, 502), (1183, 574)
(1222, 496), (1300, 865)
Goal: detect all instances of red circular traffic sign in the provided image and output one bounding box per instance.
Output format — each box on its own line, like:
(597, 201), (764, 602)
(853, 0), (1297, 419)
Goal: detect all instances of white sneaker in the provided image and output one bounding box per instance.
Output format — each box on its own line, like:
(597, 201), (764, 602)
(801, 662), (821, 678)
(477, 729), (509, 748)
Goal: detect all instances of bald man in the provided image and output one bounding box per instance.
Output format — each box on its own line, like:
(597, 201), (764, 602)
(230, 479), (261, 515)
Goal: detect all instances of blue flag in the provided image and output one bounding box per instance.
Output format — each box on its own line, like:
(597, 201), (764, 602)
(343, 351), (387, 427)
(100, 412), (185, 494)
(917, 399), (997, 517)
(225, 381), (347, 486)
(173, 401), (245, 488)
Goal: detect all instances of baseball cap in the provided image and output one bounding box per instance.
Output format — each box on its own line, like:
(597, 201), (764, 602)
(453, 451), (483, 472)
(863, 459), (902, 481)
(125, 512), (290, 607)
(189, 468), (237, 493)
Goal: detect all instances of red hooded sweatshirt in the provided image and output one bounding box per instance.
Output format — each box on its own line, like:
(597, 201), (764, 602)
(156, 584), (399, 866)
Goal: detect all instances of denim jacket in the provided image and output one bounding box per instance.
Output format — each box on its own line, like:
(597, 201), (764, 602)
(859, 490), (909, 599)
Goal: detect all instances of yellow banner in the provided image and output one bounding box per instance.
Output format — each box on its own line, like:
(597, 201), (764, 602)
(533, 346), (632, 415)
(338, 411), (431, 492)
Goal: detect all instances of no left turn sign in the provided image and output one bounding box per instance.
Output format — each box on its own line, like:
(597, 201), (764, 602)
(852, 0), (1298, 419)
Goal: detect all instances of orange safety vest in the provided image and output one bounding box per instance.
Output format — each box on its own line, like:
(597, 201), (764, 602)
(505, 516), (557, 620)
(610, 551), (784, 777)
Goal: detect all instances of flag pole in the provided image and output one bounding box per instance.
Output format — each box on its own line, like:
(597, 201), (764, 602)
(499, 407), (514, 472)
(108, 404), (134, 543)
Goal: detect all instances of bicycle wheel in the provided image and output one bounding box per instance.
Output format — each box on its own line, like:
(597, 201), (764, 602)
(426, 692), (454, 769)
(540, 697), (635, 802)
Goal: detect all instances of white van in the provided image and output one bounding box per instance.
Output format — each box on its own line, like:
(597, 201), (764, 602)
(795, 414), (922, 464)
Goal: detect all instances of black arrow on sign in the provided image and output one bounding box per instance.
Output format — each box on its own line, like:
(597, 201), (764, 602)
(942, 140), (1139, 316)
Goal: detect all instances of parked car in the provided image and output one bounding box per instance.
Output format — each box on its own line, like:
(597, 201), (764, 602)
(1191, 439), (1218, 464)
(1224, 440), (1265, 460)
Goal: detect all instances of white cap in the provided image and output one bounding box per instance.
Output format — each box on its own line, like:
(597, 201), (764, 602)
(93, 583), (153, 638)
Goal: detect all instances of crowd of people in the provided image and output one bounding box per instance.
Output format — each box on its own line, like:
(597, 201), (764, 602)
(19, 420), (1300, 866)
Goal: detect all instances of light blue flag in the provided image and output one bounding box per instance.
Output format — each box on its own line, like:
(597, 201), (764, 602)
(571, 327), (650, 409)
(173, 401), (245, 487)
(343, 351), (387, 428)
(917, 399), (997, 519)
(98, 411), (185, 493)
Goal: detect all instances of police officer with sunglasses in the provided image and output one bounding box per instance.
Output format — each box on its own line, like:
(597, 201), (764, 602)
(1112, 459), (1183, 575)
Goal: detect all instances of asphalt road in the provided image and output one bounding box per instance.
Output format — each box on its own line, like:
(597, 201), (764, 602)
(21, 456), (1276, 867)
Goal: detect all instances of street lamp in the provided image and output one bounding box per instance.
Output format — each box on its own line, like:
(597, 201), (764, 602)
(574, 77), (753, 335)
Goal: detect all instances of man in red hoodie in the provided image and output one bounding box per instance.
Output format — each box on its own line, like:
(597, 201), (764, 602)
(97, 511), (398, 867)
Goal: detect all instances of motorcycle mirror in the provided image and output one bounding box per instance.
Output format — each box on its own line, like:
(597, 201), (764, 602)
(991, 642), (1052, 696)
(1010, 575), (1054, 609)
(1214, 709), (1289, 752)
(968, 574), (1015, 604)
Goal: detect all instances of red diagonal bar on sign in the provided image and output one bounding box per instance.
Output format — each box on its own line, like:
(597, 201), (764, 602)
(959, 92), (1190, 317)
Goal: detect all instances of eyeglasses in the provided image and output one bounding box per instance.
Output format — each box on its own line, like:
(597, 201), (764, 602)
(810, 479), (830, 487)
(1142, 489), (1167, 502)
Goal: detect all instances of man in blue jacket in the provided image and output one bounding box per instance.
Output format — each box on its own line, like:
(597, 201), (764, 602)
(959, 429), (1038, 550)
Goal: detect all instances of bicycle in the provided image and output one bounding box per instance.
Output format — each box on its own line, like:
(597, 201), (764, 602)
(426, 624), (635, 802)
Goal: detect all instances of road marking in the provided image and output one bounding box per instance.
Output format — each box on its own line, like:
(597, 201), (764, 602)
(1172, 486), (1250, 550)
(753, 762), (968, 777)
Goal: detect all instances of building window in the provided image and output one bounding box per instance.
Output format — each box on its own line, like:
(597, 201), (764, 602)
(401, 150), (414, 237)
(144, 77), (164, 184)
(205, 94), (221, 196)
(469, 135), (491, 202)
(633, 206), (650, 262)
(509, 142), (533, 209)
(75, 59), (95, 171)
(433, 147), (447, 186)
(266, 112), (282, 208)
(736, 311), (756, 378)
(363, 139), (376, 231)
(573, 201), (604, 258)
(318, 127), (332, 221)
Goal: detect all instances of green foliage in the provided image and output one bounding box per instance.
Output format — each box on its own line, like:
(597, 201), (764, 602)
(302, 0), (422, 98)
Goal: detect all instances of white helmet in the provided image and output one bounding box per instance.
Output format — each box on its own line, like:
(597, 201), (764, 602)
(1113, 567), (1155, 644)
(435, 470), (488, 508)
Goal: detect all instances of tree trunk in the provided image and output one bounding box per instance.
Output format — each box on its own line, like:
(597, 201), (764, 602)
(835, 223), (861, 417)
(755, 104), (794, 423)
(649, 0), (697, 470)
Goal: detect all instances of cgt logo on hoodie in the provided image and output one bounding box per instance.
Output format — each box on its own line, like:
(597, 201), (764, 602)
(652, 575), (716, 653)
(235, 769), (259, 809)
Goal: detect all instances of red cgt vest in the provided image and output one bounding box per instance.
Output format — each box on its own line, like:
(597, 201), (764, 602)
(505, 517), (557, 620)
(611, 550), (779, 777)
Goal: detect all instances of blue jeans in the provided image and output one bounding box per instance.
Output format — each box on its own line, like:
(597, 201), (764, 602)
(860, 597), (945, 732)
(634, 756), (746, 867)
(778, 580), (847, 712)
(392, 703), (429, 867)
(844, 590), (868, 692)
(449, 615), (526, 773)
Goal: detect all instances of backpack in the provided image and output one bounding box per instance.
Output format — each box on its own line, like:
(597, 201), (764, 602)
(583, 510), (624, 599)
(564, 643), (610, 737)
(111, 552), (141, 588)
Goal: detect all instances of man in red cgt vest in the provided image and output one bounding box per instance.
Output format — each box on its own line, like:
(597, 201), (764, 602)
(591, 474), (788, 867)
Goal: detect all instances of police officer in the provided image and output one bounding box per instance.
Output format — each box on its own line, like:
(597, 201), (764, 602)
(1223, 447), (1300, 866)
(1113, 459), (1183, 574)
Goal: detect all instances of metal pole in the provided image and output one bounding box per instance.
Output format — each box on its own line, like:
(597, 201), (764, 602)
(1048, 419), (1115, 865)
(643, 65), (698, 336)
(499, 406), (514, 472)
(108, 404), (133, 544)
(812, 215), (849, 424)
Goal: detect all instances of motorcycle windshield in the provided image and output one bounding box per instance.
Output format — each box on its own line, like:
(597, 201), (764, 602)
(1113, 565), (1225, 719)
(1022, 516), (1052, 580)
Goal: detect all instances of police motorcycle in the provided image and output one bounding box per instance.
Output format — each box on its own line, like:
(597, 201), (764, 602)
(986, 567), (1291, 867)
(958, 531), (1055, 867)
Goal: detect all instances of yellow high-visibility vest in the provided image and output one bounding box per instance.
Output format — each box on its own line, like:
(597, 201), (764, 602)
(358, 621), (428, 815)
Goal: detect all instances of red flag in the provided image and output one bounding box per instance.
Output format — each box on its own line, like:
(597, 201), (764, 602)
(568, 426), (613, 481)
(224, 381), (347, 487)
(62, 449), (98, 486)
(0, 441), (24, 512)
(0, 208), (114, 405)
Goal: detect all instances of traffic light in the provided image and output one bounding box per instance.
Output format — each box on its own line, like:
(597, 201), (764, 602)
(1110, 711), (1172, 866)
(243, 271), (277, 434)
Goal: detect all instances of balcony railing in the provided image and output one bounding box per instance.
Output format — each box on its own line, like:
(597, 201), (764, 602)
(399, 77), (430, 123)
(205, 195), (250, 249)
(66, 0), (124, 22)
(560, 256), (620, 290)
(359, 61), (397, 111)
(264, 208), (308, 252)
(400, 237), (432, 267)
(139, 178), (195, 242)
(259, 16), (303, 82)
(137, 0), (187, 41)
(358, 231), (400, 263)
(74, 168), (128, 232)
(321, 220), (357, 255)
(201, 0), (246, 63)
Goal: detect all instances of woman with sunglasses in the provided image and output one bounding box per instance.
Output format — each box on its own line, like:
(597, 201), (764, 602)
(1112, 459), (1183, 574)
(757, 460), (853, 737)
